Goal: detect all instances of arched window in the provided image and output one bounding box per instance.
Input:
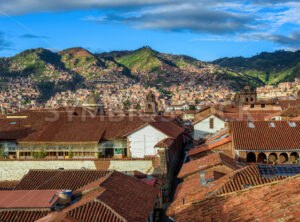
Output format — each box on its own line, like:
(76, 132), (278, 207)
(290, 152), (299, 163)
(247, 152), (256, 162)
(257, 153), (267, 163)
(279, 153), (288, 164)
(268, 153), (277, 164)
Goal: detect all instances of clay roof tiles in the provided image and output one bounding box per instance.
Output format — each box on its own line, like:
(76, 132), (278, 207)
(1, 109), (184, 143)
(173, 175), (300, 222)
(178, 153), (241, 179)
(231, 121), (300, 150)
(168, 164), (293, 218)
(0, 190), (58, 209)
(35, 170), (160, 222)
(67, 200), (125, 222)
(14, 170), (110, 190)
(0, 210), (50, 222)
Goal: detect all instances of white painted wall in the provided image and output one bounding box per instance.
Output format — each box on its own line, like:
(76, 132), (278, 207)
(127, 125), (168, 158)
(193, 115), (225, 140)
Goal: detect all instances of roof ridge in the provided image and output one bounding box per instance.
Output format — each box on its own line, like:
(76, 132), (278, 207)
(95, 199), (128, 222)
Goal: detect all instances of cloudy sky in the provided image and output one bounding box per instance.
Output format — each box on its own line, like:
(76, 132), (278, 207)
(0, 0), (299, 60)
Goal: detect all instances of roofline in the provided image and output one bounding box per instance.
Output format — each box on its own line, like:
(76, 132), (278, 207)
(18, 141), (100, 145)
(193, 114), (224, 125)
(235, 149), (300, 152)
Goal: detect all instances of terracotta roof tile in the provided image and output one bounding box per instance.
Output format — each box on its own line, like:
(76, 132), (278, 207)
(99, 171), (160, 222)
(14, 170), (110, 190)
(231, 121), (300, 150)
(178, 153), (241, 179)
(0, 210), (50, 222)
(37, 171), (160, 222)
(168, 165), (291, 217)
(67, 200), (125, 222)
(187, 136), (232, 158)
(0, 190), (58, 208)
(154, 138), (175, 148)
(2, 110), (184, 143)
(0, 181), (19, 190)
(173, 175), (300, 222)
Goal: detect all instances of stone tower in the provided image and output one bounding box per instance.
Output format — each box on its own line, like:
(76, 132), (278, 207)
(144, 91), (158, 114)
(82, 93), (105, 115)
(238, 84), (257, 104)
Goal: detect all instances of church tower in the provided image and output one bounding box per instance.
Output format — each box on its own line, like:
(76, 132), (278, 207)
(144, 91), (158, 114)
(237, 84), (257, 104)
(82, 93), (105, 115)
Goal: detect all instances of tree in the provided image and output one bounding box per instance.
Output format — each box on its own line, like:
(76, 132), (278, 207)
(123, 99), (131, 110)
(189, 105), (196, 110)
(135, 104), (141, 110)
(0, 145), (3, 159)
(68, 151), (74, 159)
(32, 148), (47, 158)
(39, 148), (47, 158)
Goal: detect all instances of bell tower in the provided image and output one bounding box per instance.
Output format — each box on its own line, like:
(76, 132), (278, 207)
(238, 84), (257, 104)
(145, 91), (158, 114)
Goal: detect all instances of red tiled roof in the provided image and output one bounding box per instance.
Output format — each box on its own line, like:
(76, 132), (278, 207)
(154, 138), (175, 148)
(3, 110), (184, 143)
(0, 181), (19, 190)
(219, 112), (272, 121)
(173, 171), (224, 202)
(192, 113), (216, 125)
(20, 117), (105, 143)
(291, 115), (300, 121)
(0, 210), (50, 222)
(0, 190), (58, 208)
(67, 200), (125, 222)
(99, 171), (160, 222)
(187, 136), (231, 158)
(173, 175), (300, 222)
(278, 100), (300, 109)
(178, 153), (241, 179)
(14, 170), (110, 190)
(37, 171), (160, 222)
(231, 121), (300, 150)
(278, 106), (300, 117)
(168, 165), (290, 218)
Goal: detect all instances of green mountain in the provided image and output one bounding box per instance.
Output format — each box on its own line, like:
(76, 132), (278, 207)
(213, 50), (300, 85)
(0, 46), (276, 102)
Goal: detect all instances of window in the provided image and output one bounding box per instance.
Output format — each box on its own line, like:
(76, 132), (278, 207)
(209, 118), (214, 129)
(245, 98), (249, 102)
(251, 97), (254, 102)
(250, 104), (255, 108)
(261, 104), (265, 108)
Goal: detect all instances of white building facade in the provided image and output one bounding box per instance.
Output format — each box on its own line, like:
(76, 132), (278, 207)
(193, 114), (226, 140)
(127, 125), (168, 158)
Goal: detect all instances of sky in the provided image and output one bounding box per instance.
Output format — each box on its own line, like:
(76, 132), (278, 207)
(0, 0), (300, 61)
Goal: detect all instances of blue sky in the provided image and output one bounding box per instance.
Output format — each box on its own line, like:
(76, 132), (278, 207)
(0, 0), (300, 61)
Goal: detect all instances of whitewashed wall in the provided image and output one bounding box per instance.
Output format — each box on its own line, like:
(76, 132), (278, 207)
(193, 115), (225, 140)
(128, 125), (168, 158)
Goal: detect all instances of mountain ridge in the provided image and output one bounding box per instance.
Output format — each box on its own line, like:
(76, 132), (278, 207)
(2, 46), (298, 103)
(213, 50), (300, 85)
